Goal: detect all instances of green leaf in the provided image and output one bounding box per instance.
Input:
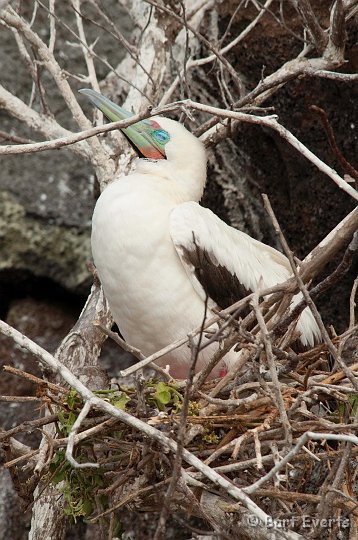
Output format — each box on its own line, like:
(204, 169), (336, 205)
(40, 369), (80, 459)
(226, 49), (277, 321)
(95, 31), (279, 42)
(113, 519), (125, 537)
(52, 468), (67, 485)
(153, 382), (172, 405)
(82, 499), (93, 516)
(65, 411), (77, 434)
(58, 409), (66, 426)
(52, 450), (65, 465)
(93, 473), (105, 487)
(113, 392), (130, 410)
(66, 390), (78, 410)
(63, 505), (74, 518)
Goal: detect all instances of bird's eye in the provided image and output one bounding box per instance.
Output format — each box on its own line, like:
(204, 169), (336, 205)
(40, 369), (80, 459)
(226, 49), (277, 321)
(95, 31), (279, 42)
(153, 129), (170, 144)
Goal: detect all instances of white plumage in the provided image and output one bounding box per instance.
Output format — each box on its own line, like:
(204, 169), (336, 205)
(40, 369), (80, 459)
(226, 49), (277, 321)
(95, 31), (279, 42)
(89, 107), (321, 379)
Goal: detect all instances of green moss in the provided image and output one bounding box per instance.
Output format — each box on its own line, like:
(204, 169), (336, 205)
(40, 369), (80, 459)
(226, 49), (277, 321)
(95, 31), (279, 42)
(0, 191), (91, 291)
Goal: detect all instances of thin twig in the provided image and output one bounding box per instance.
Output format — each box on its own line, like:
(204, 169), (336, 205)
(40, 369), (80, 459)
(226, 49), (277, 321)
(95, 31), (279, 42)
(251, 287), (292, 447)
(349, 277), (358, 329)
(0, 413), (58, 441)
(65, 401), (98, 469)
(244, 431), (358, 495)
(310, 105), (358, 190)
(293, 0), (328, 53)
(3, 365), (68, 394)
(262, 194), (338, 359)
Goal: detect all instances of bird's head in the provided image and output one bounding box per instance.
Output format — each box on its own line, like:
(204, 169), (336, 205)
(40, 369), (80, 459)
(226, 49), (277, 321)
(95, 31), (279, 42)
(80, 89), (207, 200)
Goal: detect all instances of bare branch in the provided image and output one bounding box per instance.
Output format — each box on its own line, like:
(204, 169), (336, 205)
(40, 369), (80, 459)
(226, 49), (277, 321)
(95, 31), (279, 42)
(159, 0), (275, 106)
(48, 0), (56, 52)
(70, 0), (100, 94)
(310, 104), (358, 190)
(244, 431), (358, 495)
(262, 194), (338, 358)
(349, 277), (358, 329)
(0, 83), (90, 158)
(65, 401), (99, 469)
(144, 0), (246, 97)
(292, 0), (328, 53)
(1, 6), (114, 182)
(0, 103), (157, 155)
(328, 0), (346, 52)
(251, 287), (292, 447)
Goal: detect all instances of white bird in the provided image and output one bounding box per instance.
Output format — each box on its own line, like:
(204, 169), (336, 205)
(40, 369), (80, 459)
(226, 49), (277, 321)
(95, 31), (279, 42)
(80, 90), (321, 379)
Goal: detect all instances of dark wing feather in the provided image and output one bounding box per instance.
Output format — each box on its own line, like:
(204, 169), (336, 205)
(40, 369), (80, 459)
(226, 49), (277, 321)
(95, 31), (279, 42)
(170, 201), (321, 347)
(180, 241), (251, 313)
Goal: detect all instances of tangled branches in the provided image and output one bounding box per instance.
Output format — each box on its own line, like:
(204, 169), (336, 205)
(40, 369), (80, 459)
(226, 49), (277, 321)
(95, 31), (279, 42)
(1, 271), (358, 539)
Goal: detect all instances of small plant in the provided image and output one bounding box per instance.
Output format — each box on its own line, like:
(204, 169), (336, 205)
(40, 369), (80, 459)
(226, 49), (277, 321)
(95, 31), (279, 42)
(49, 450), (105, 521)
(149, 381), (184, 411)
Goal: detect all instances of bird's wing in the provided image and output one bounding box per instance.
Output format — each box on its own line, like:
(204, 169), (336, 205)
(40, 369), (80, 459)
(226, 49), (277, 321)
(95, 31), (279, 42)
(169, 201), (292, 310)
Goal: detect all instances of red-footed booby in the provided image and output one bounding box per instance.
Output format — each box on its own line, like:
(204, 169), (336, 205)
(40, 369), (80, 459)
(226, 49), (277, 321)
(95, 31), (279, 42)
(80, 89), (321, 379)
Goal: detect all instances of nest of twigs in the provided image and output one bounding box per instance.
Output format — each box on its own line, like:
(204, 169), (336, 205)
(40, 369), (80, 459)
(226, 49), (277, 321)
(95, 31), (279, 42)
(2, 321), (358, 540)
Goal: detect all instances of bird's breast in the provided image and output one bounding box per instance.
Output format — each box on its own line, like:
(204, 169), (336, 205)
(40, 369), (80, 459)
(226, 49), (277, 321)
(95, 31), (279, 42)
(91, 177), (207, 357)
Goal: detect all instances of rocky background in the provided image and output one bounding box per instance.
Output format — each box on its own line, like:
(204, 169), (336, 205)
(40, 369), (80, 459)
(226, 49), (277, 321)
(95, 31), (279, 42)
(0, 1), (357, 539)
